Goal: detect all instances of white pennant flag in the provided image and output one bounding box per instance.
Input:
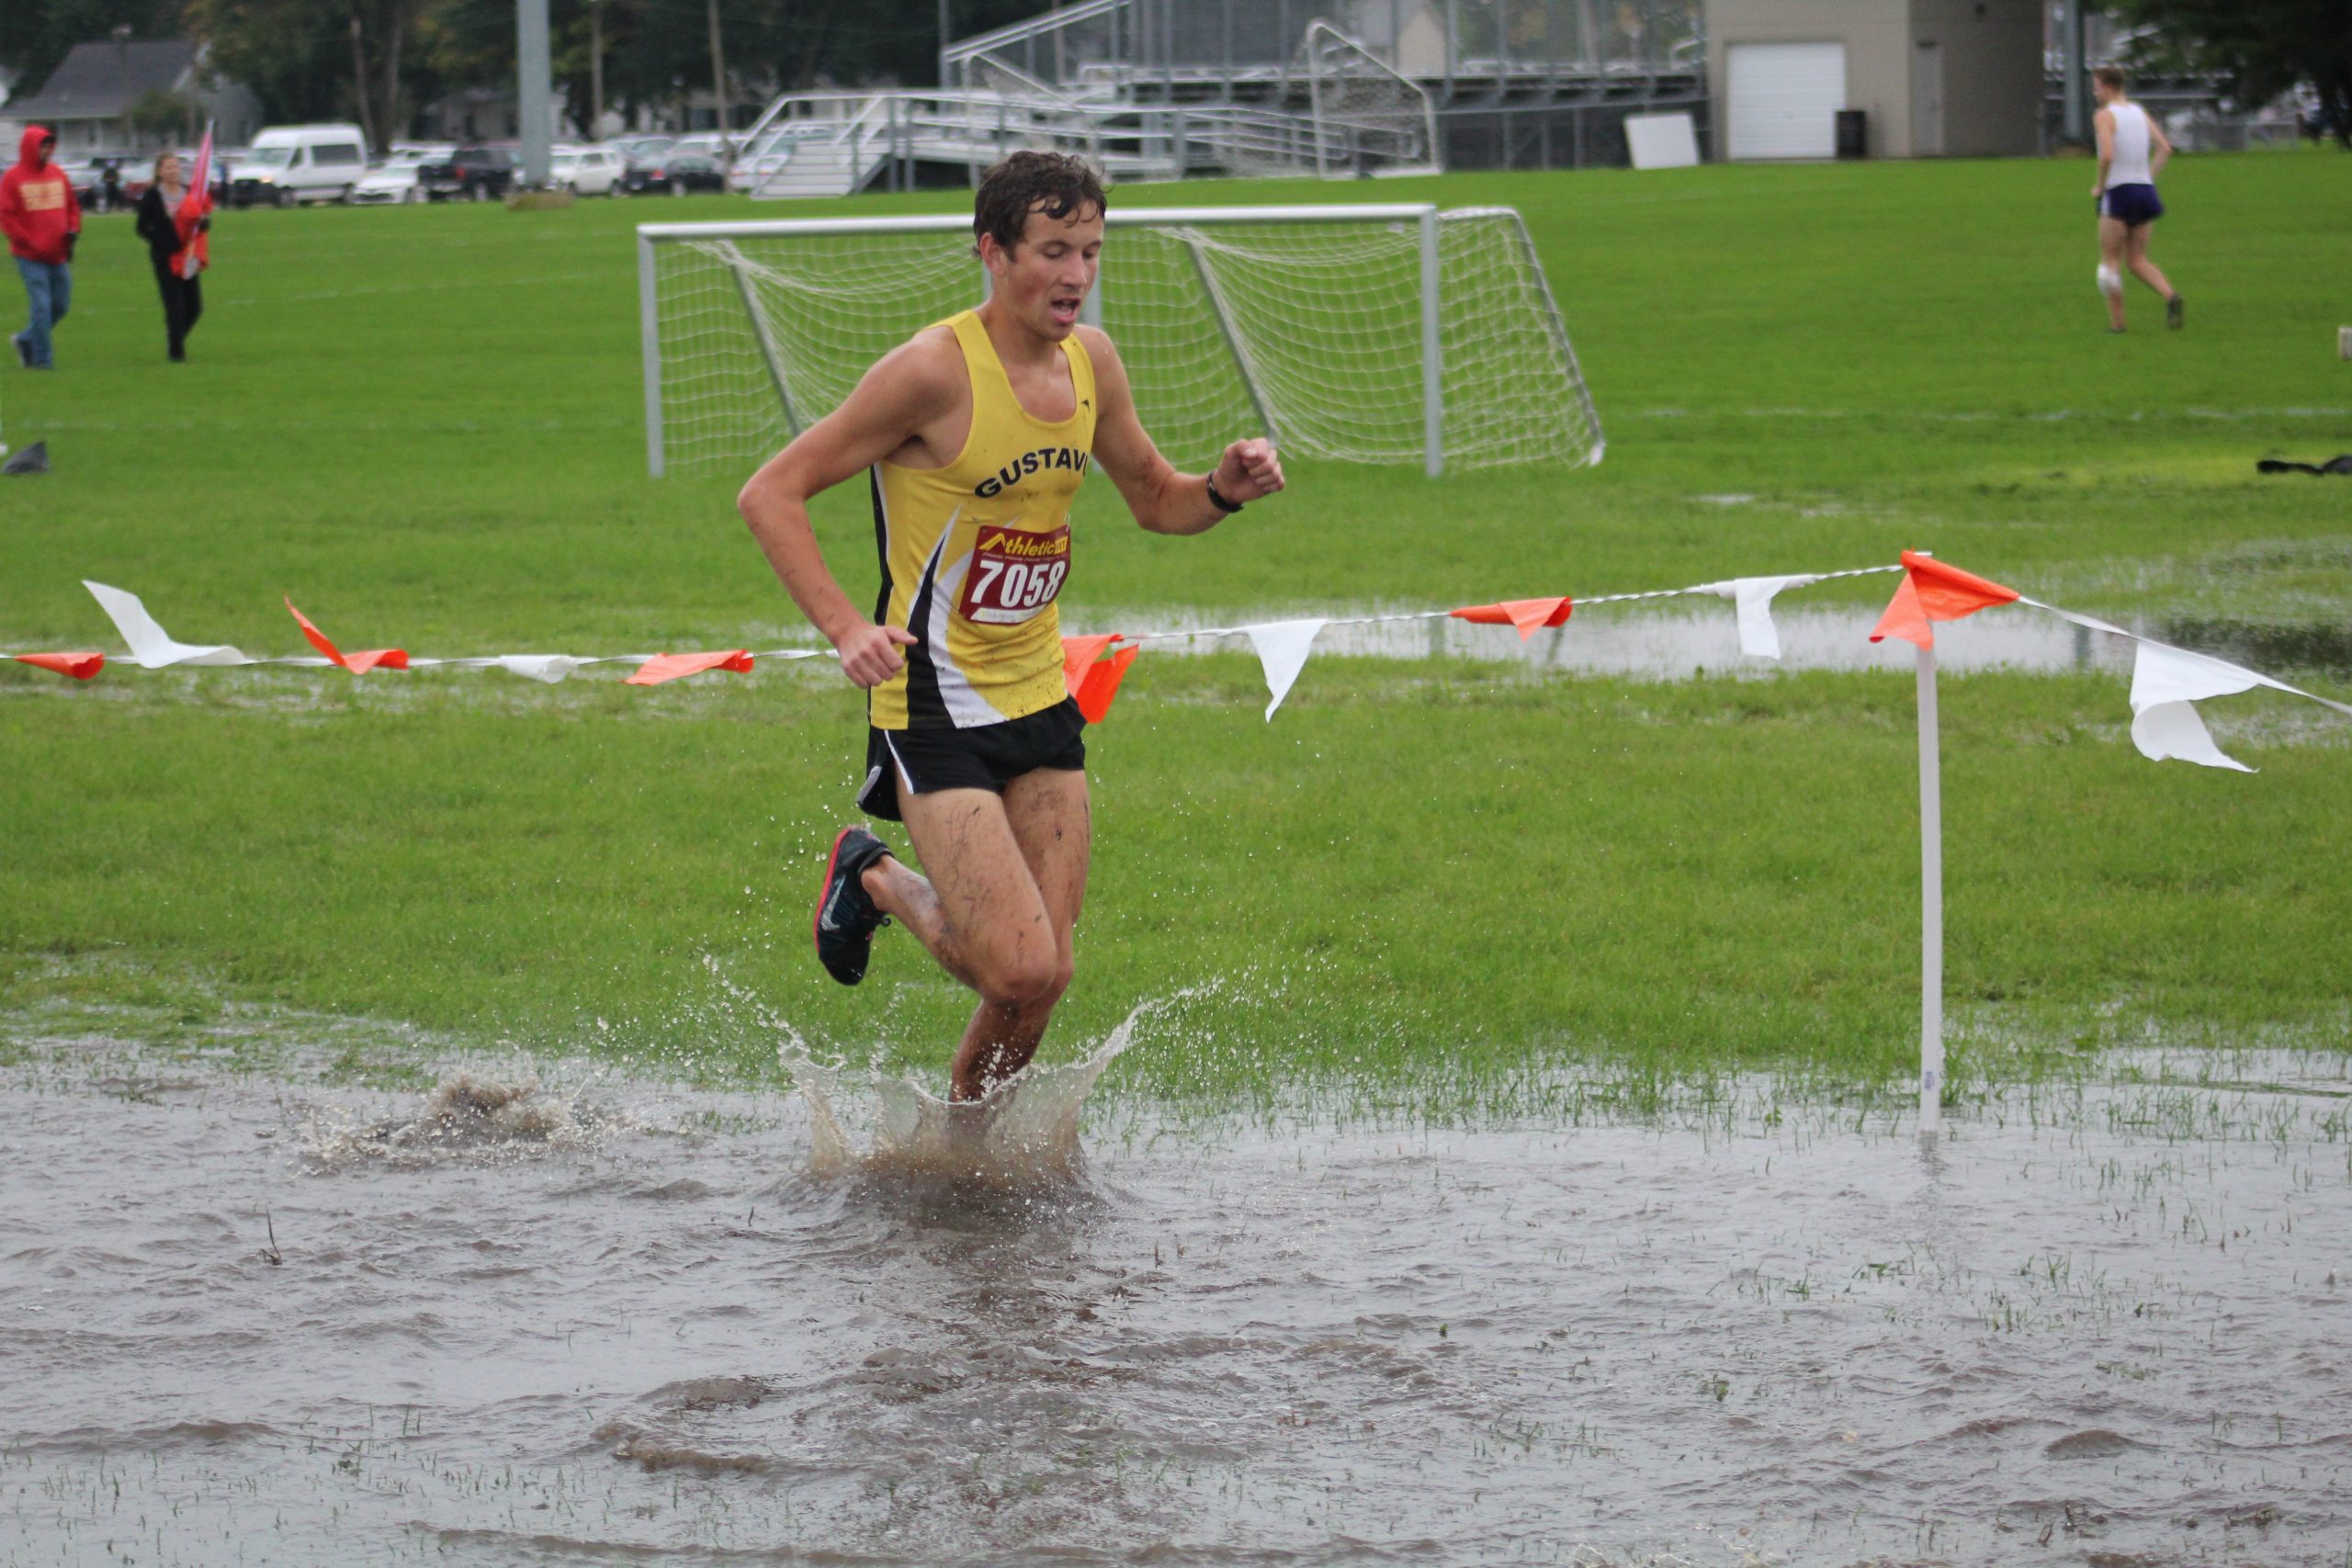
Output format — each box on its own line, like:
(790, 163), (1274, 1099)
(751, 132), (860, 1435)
(2128, 642), (2280, 772)
(2131, 699), (2252, 773)
(1701, 575), (1816, 660)
(1247, 618), (1327, 722)
(2026, 602), (2351, 770)
(83, 581), (249, 668)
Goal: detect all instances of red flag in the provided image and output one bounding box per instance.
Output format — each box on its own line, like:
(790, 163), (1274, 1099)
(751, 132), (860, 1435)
(1450, 596), (1573, 639)
(1060, 634), (1121, 698)
(1073, 643), (1138, 722)
(1061, 634), (1136, 721)
(625, 649), (754, 686)
(175, 123), (213, 281)
(1869, 551), (2019, 649)
(285, 597), (409, 673)
(15, 651), (105, 680)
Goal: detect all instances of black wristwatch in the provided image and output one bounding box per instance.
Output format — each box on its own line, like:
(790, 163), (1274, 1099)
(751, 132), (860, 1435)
(1204, 477), (1244, 514)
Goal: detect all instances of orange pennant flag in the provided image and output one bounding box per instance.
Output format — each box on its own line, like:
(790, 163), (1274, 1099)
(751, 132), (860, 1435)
(1450, 596), (1573, 639)
(1869, 574), (1934, 650)
(1869, 552), (2020, 649)
(624, 649), (754, 686)
(1073, 643), (1138, 723)
(284, 598), (409, 672)
(1060, 633), (1122, 699)
(1062, 634), (1136, 722)
(15, 651), (105, 680)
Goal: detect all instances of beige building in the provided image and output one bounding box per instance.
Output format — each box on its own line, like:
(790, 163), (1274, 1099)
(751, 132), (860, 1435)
(1705, 0), (2042, 160)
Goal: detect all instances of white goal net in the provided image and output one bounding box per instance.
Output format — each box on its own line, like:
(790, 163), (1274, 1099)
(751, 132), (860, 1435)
(637, 204), (1601, 479)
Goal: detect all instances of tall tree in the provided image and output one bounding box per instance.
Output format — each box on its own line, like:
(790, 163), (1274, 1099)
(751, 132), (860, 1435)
(189, 0), (444, 147)
(345, 0), (423, 152)
(187, 0), (349, 123)
(2114, 0), (2352, 147)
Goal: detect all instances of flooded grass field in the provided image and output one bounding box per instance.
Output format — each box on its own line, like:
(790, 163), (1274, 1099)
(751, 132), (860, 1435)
(6, 1013), (2348, 1567)
(6, 152), (2352, 1568)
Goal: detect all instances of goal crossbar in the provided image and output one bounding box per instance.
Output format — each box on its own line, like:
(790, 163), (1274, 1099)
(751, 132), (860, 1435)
(636, 205), (1442, 243)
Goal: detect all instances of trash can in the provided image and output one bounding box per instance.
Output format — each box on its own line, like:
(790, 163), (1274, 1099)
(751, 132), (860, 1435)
(1836, 109), (1868, 160)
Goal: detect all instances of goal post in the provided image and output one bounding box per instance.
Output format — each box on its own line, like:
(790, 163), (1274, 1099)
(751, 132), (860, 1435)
(636, 203), (1602, 480)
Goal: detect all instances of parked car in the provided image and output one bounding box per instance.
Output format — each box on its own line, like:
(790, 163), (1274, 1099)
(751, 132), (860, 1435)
(231, 124), (369, 207)
(611, 134), (675, 169)
(51, 154), (103, 207)
(663, 133), (735, 166)
(418, 145), (516, 202)
(548, 146), (626, 196)
(351, 155), (434, 204)
(621, 152), (728, 197)
(46, 151), (160, 209)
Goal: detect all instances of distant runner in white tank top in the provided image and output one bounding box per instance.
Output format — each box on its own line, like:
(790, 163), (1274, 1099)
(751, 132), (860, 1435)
(2090, 65), (2183, 333)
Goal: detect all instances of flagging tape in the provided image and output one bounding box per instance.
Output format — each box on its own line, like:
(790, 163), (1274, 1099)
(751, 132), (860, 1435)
(8, 566), (2349, 772)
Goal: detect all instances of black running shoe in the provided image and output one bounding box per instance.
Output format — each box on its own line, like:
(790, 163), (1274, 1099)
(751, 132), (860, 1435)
(813, 825), (893, 986)
(2166, 294), (2184, 332)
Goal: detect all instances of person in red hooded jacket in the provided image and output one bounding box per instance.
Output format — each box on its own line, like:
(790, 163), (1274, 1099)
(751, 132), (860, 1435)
(1, 126), (82, 370)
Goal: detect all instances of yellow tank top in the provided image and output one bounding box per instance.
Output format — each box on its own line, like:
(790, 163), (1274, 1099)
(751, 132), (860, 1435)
(867, 310), (1097, 730)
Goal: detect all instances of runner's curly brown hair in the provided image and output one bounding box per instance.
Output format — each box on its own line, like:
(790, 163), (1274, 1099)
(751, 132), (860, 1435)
(973, 152), (1107, 256)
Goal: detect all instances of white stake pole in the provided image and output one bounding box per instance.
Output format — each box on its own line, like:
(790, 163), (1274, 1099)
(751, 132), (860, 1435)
(1915, 639), (1945, 1136)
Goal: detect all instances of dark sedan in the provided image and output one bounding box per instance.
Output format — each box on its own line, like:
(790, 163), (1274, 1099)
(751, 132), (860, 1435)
(621, 153), (728, 197)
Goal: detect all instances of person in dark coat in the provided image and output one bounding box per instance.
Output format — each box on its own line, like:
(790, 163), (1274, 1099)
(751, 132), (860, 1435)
(134, 152), (206, 361)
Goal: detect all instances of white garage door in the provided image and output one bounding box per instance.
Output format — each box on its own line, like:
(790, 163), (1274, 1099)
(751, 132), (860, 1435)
(1726, 41), (1847, 161)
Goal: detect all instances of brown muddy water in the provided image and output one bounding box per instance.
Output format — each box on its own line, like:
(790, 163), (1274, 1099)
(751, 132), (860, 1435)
(5, 1017), (2350, 1567)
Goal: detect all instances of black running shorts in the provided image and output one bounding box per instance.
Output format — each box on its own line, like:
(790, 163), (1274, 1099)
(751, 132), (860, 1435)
(857, 697), (1087, 822)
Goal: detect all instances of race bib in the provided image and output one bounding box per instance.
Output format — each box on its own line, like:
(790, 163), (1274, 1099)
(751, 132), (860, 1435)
(958, 525), (1070, 626)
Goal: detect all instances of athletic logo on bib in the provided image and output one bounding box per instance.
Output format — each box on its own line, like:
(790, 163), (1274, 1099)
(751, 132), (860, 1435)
(959, 525), (1070, 625)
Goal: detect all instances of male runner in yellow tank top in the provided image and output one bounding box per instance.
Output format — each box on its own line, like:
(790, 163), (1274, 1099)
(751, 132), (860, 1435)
(738, 152), (1284, 1102)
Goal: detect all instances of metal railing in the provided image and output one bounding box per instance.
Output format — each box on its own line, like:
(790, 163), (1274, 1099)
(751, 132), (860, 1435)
(941, 0), (1704, 104)
(734, 85), (1440, 195)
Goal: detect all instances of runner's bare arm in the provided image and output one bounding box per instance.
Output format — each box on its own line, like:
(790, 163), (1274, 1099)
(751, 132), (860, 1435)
(1080, 327), (1283, 537)
(2092, 107), (2113, 197)
(738, 334), (961, 687)
(2147, 116), (2172, 177)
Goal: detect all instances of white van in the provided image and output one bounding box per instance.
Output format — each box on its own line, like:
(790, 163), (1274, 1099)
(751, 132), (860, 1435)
(231, 125), (371, 207)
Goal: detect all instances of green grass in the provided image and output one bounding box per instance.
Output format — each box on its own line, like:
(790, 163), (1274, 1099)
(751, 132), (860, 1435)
(2, 154), (2348, 1098)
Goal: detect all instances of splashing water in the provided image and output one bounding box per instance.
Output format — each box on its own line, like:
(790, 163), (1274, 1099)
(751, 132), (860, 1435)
(296, 1070), (620, 1168)
(784, 996), (1163, 1186)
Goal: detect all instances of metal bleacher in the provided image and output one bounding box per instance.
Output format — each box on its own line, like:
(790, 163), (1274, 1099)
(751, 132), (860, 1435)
(735, 0), (1707, 198)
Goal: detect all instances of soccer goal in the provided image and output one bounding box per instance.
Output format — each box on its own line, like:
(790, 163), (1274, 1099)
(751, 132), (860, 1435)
(636, 204), (1602, 479)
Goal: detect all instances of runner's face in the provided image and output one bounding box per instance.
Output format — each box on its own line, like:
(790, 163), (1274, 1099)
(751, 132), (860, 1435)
(999, 204), (1102, 340)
